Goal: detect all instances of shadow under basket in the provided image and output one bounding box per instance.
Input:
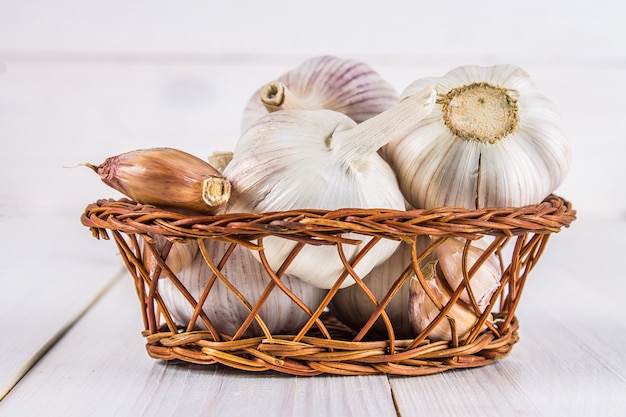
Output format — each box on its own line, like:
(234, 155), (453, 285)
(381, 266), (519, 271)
(81, 195), (575, 376)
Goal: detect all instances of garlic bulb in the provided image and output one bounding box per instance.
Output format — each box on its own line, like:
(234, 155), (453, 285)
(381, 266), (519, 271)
(329, 236), (432, 338)
(382, 64), (571, 209)
(241, 55), (399, 132)
(87, 147), (231, 214)
(223, 87), (437, 289)
(158, 239), (327, 337)
(407, 237), (501, 342)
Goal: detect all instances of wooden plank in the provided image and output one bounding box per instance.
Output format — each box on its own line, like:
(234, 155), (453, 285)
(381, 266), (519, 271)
(390, 315), (626, 417)
(0, 215), (124, 400)
(0, 275), (398, 417)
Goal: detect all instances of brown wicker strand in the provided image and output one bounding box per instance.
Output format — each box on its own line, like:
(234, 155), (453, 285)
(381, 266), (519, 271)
(255, 244), (333, 341)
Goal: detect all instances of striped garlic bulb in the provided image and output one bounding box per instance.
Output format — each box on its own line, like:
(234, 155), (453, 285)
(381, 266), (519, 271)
(157, 239), (327, 337)
(241, 55), (398, 132)
(223, 87), (437, 289)
(382, 64), (571, 209)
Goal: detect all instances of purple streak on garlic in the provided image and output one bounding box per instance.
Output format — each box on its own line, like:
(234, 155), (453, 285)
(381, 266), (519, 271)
(241, 55), (399, 132)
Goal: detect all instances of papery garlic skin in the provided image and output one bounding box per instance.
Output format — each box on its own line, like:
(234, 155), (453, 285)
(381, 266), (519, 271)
(87, 147), (232, 214)
(241, 55), (398, 132)
(224, 87), (437, 289)
(329, 236), (432, 338)
(158, 239), (327, 337)
(207, 151), (233, 173)
(408, 261), (492, 342)
(382, 64), (571, 209)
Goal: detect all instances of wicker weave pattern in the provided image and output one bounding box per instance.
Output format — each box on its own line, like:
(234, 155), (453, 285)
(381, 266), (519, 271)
(81, 195), (575, 376)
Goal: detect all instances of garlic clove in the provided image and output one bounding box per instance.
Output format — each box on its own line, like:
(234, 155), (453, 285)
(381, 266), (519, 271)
(158, 239), (327, 337)
(435, 237), (501, 309)
(224, 87), (437, 289)
(383, 64), (571, 209)
(329, 236), (433, 338)
(87, 147), (232, 214)
(388, 124), (483, 209)
(241, 55), (399, 132)
(144, 234), (199, 276)
(408, 260), (491, 342)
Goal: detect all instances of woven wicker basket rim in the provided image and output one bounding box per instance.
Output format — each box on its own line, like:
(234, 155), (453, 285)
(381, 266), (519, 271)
(81, 194), (575, 243)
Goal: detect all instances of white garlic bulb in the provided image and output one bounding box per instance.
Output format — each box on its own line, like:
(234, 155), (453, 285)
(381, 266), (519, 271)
(408, 237), (501, 342)
(329, 236), (433, 338)
(158, 239), (327, 337)
(382, 64), (571, 209)
(241, 55), (399, 132)
(223, 87), (437, 289)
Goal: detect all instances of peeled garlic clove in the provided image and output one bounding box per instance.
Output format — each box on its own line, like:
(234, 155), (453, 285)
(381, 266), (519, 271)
(158, 239), (327, 337)
(224, 87), (437, 289)
(87, 147), (231, 214)
(435, 237), (501, 309)
(382, 64), (571, 209)
(408, 260), (489, 342)
(329, 236), (432, 338)
(241, 55), (399, 132)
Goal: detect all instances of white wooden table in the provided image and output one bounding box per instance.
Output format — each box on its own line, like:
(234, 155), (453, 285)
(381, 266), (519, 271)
(1, 1), (625, 416)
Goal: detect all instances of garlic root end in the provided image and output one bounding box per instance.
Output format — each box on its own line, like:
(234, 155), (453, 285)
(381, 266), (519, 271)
(203, 176), (232, 207)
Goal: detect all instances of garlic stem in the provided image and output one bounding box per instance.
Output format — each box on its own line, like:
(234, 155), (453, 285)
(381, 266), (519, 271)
(243, 55), (399, 131)
(332, 86), (436, 167)
(260, 81), (313, 112)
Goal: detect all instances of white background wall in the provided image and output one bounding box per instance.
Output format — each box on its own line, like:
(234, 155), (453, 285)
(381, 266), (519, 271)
(1, 0), (625, 219)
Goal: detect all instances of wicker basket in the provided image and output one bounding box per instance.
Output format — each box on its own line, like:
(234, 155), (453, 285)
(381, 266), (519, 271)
(81, 195), (575, 376)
